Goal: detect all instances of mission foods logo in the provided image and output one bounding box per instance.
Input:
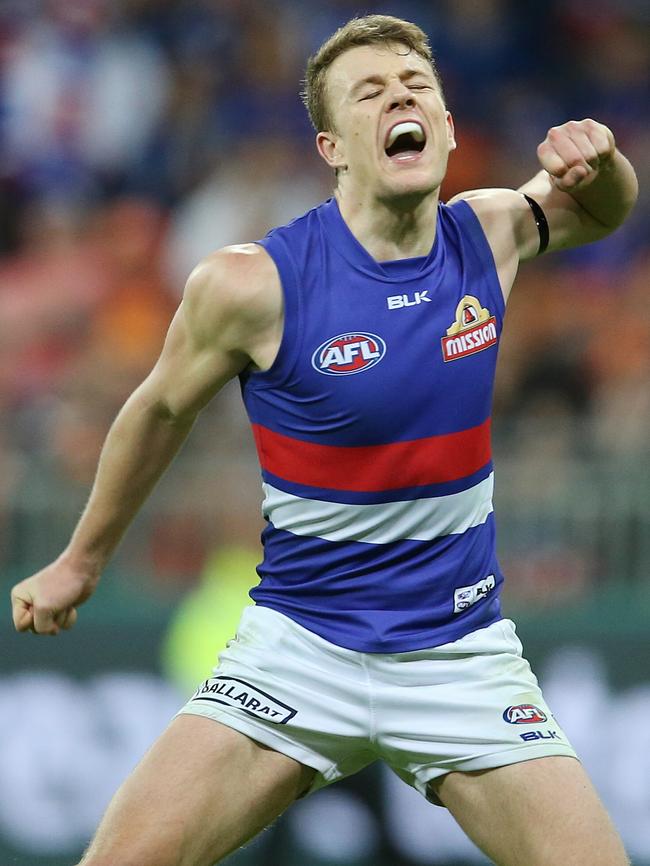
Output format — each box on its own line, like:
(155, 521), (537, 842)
(312, 332), (386, 376)
(441, 295), (498, 362)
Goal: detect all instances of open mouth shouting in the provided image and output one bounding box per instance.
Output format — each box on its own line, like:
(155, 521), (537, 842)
(384, 120), (427, 163)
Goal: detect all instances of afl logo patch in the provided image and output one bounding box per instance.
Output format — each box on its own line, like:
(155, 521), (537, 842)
(502, 704), (548, 725)
(312, 332), (386, 376)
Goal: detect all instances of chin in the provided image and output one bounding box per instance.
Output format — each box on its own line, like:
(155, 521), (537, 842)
(379, 170), (440, 206)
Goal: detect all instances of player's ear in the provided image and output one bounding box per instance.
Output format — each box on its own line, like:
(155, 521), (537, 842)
(446, 112), (457, 152)
(316, 131), (347, 172)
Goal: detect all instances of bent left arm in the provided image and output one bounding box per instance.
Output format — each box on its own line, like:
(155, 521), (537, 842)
(448, 119), (638, 300)
(517, 119), (638, 260)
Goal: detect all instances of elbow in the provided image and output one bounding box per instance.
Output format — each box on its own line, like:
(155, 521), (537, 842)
(129, 385), (197, 431)
(150, 399), (197, 430)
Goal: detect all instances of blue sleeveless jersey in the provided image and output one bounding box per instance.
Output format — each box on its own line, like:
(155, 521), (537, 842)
(240, 197), (506, 652)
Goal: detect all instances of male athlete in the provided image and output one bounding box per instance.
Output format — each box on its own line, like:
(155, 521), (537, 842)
(11, 15), (638, 866)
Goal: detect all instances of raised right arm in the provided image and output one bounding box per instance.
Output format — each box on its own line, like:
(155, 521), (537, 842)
(10, 244), (282, 635)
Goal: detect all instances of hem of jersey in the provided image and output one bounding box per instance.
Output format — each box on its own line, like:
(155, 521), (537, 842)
(252, 602), (503, 654)
(242, 241), (304, 392)
(448, 200), (506, 317)
(414, 744), (579, 800)
(177, 704), (338, 795)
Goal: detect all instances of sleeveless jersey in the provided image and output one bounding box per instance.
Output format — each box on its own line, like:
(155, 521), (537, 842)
(239, 197), (506, 653)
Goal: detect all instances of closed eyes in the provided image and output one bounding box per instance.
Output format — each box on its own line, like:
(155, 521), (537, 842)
(358, 84), (432, 101)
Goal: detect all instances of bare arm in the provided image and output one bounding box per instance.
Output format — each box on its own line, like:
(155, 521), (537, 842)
(517, 119), (638, 258)
(448, 120), (638, 300)
(11, 244), (282, 635)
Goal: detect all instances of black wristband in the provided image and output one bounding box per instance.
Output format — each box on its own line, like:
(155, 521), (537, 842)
(522, 194), (549, 256)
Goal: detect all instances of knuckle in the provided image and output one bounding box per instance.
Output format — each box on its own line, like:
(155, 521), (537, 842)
(538, 142), (557, 161)
(33, 603), (54, 624)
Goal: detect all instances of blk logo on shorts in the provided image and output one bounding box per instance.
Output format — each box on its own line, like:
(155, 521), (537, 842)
(193, 676), (297, 724)
(503, 704), (548, 725)
(520, 730), (561, 742)
(312, 332), (386, 376)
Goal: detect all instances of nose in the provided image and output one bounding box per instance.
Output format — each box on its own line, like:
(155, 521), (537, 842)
(387, 81), (415, 112)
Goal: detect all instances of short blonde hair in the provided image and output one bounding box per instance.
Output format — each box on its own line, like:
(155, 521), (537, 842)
(301, 14), (444, 133)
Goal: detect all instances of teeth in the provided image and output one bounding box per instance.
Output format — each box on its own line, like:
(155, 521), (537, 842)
(387, 121), (425, 147)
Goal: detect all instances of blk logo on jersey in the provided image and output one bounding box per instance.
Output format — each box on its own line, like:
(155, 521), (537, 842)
(441, 294), (498, 362)
(387, 290), (432, 310)
(312, 332), (386, 376)
(503, 704), (548, 725)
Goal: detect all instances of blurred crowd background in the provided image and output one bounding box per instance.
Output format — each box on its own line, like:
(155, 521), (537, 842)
(1, 0), (648, 608)
(1, 2), (649, 865)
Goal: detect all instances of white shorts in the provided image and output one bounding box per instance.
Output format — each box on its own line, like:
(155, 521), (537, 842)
(178, 605), (577, 804)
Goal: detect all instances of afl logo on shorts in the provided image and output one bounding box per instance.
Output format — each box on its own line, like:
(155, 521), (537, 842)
(502, 704), (548, 724)
(312, 332), (386, 376)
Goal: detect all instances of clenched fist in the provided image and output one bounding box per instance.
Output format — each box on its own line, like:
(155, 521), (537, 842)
(537, 119), (616, 193)
(10, 556), (99, 636)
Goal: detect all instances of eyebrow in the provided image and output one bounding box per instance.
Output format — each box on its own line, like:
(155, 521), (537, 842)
(350, 69), (430, 96)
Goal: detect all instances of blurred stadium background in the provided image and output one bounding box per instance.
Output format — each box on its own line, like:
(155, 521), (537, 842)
(0, 0), (648, 863)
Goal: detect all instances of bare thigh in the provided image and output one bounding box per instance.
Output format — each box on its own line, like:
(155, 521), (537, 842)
(78, 713), (316, 866)
(431, 756), (628, 866)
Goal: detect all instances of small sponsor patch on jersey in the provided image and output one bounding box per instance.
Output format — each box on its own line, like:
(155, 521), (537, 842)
(441, 294), (498, 362)
(453, 573), (496, 613)
(192, 676), (297, 724)
(312, 332), (386, 376)
(503, 704), (548, 725)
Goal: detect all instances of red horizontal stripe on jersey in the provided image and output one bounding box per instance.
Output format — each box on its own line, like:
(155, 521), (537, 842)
(251, 420), (492, 492)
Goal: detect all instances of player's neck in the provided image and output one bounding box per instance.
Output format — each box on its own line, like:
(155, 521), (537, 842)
(335, 188), (440, 262)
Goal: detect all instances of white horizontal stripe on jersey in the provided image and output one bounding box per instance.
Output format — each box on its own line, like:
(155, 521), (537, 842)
(261, 473), (494, 545)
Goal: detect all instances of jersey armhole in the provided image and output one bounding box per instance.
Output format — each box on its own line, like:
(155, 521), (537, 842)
(446, 200), (507, 320)
(240, 237), (304, 392)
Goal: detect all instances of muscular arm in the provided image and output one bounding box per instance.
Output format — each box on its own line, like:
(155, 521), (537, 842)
(448, 120), (638, 300)
(518, 120), (638, 257)
(11, 244), (282, 634)
(63, 265), (249, 570)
